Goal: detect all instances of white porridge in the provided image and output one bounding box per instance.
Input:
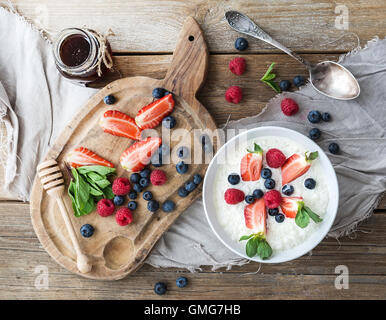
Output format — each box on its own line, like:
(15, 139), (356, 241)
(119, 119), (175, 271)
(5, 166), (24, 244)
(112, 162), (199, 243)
(213, 136), (329, 256)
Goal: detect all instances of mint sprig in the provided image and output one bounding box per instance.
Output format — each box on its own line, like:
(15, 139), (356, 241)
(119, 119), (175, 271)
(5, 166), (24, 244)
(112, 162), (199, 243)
(240, 232), (272, 260)
(294, 201), (323, 228)
(260, 62), (281, 93)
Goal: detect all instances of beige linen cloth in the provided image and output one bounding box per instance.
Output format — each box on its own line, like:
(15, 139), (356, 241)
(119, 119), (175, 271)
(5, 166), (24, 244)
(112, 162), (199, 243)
(1, 6), (385, 271)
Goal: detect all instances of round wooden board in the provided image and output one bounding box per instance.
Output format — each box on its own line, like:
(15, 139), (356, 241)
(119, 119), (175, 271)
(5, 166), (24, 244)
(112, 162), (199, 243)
(30, 17), (218, 280)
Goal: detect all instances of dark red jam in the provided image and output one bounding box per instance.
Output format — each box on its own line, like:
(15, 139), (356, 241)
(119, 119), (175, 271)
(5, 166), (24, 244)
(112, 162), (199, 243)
(59, 34), (91, 67)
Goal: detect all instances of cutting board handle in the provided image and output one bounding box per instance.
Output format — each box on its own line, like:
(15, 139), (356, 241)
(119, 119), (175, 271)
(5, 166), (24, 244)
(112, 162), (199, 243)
(163, 17), (208, 102)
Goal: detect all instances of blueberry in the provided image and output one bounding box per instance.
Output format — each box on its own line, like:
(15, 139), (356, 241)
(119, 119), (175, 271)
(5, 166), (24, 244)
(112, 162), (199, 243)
(228, 174), (240, 185)
(130, 173), (140, 184)
(176, 161), (189, 174)
(162, 200), (175, 213)
(162, 116), (176, 129)
(322, 112), (331, 122)
(235, 37), (248, 51)
(80, 224), (94, 238)
(139, 177), (150, 188)
(152, 87), (166, 99)
(128, 190), (138, 200)
(253, 189), (264, 199)
(200, 134), (212, 153)
(147, 200), (159, 212)
(178, 187), (189, 197)
(140, 168), (151, 178)
(177, 146), (190, 159)
(154, 282), (167, 295)
(193, 174), (202, 185)
(309, 128), (321, 140)
(261, 168), (272, 179)
(143, 191), (153, 201)
(279, 80), (291, 91)
(275, 213), (285, 223)
(307, 110), (322, 124)
(264, 178), (275, 189)
(127, 201), (137, 211)
(245, 195), (255, 204)
(282, 184), (294, 196)
(328, 142), (340, 154)
(185, 181), (197, 192)
(133, 183), (143, 193)
(103, 94), (116, 105)
(304, 178), (316, 189)
(176, 276), (188, 288)
(113, 195), (125, 206)
(268, 208), (279, 216)
(293, 75), (305, 87)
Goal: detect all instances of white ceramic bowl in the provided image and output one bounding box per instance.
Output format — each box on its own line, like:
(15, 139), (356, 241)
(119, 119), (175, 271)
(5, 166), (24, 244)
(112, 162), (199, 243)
(203, 126), (339, 263)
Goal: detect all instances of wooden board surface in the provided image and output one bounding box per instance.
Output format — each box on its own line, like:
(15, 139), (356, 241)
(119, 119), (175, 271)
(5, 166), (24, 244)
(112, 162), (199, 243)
(11, 0), (386, 53)
(0, 0), (385, 299)
(29, 17), (217, 280)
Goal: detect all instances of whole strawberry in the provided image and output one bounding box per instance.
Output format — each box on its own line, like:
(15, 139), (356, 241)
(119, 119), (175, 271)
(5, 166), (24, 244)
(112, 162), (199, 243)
(229, 57), (246, 76)
(112, 177), (131, 195)
(281, 98), (299, 116)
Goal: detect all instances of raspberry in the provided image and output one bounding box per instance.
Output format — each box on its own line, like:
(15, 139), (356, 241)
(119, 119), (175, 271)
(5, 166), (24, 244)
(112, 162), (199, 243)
(112, 177), (131, 195)
(225, 86), (242, 104)
(97, 199), (115, 217)
(229, 57), (246, 76)
(266, 148), (286, 168)
(115, 207), (133, 226)
(281, 98), (299, 116)
(150, 169), (167, 186)
(264, 190), (282, 209)
(224, 188), (245, 204)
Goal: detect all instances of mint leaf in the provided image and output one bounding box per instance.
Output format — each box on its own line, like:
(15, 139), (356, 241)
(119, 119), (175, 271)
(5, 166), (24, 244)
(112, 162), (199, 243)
(246, 238), (258, 257)
(102, 185), (115, 199)
(306, 151), (319, 161)
(240, 234), (254, 241)
(304, 206), (323, 223)
(261, 63), (276, 81)
(77, 165), (116, 176)
(265, 80), (281, 93)
(295, 208), (310, 228)
(247, 143), (263, 154)
(260, 62), (281, 93)
(257, 240), (273, 260)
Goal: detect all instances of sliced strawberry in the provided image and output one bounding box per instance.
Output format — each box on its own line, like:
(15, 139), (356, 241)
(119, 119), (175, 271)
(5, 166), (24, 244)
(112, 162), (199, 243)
(120, 137), (162, 172)
(240, 143), (263, 181)
(135, 94), (175, 129)
(280, 196), (303, 218)
(100, 110), (142, 140)
(244, 198), (267, 234)
(66, 147), (114, 168)
(281, 151), (318, 185)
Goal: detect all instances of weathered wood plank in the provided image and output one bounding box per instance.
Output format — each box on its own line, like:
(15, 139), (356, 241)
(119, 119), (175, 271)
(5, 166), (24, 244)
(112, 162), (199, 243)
(11, 0), (386, 53)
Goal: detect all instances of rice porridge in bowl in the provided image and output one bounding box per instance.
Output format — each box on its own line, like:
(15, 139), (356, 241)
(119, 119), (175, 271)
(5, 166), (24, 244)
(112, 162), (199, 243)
(203, 127), (339, 263)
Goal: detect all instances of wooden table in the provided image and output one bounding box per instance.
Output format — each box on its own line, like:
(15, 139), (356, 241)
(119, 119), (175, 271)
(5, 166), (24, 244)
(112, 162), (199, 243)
(1, 0), (385, 299)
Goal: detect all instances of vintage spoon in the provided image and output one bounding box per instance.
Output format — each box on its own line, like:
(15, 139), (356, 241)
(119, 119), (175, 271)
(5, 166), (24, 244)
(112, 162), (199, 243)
(225, 11), (360, 100)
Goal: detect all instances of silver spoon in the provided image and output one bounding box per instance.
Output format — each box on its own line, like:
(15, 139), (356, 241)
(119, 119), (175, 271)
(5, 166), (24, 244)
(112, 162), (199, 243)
(225, 11), (360, 100)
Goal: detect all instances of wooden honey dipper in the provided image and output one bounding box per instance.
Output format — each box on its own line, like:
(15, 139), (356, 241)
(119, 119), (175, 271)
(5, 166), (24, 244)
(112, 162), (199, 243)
(37, 159), (92, 273)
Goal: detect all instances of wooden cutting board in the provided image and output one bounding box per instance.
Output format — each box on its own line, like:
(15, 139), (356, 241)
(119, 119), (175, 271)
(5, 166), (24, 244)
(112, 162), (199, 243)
(30, 17), (217, 280)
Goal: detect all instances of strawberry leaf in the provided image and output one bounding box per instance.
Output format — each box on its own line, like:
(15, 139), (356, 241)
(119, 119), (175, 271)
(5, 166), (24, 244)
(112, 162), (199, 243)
(246, 238), (258, 257)
(306, 151), (319, 161)
(247, 143), (263, 154)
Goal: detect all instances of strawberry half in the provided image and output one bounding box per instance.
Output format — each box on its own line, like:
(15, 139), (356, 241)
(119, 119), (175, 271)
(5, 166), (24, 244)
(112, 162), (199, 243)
(280, 196), (304, 218)
(281, 196), (323, 228)
(244, 198), (267, 234)
(135, 94), (175, 129)
(281, 151), (318, 185)
(120, 137), (162, 172)
(100, 110), (142, 140)
(240, 143), (263, 181)
(66, 147), (114, 168)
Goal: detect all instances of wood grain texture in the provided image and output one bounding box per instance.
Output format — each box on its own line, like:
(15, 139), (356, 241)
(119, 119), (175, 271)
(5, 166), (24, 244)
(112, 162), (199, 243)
(29, 17), (217, 280)
(11, 0), (386, 53)
(1, 202), (386, 299)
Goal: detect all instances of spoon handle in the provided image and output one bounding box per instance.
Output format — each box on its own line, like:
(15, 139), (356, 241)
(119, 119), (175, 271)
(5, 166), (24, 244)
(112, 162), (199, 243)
(225, 11), (312, 69)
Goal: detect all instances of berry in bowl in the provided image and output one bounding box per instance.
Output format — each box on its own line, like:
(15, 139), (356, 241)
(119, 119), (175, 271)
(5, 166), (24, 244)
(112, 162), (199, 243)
(203, 127), (339, 263)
